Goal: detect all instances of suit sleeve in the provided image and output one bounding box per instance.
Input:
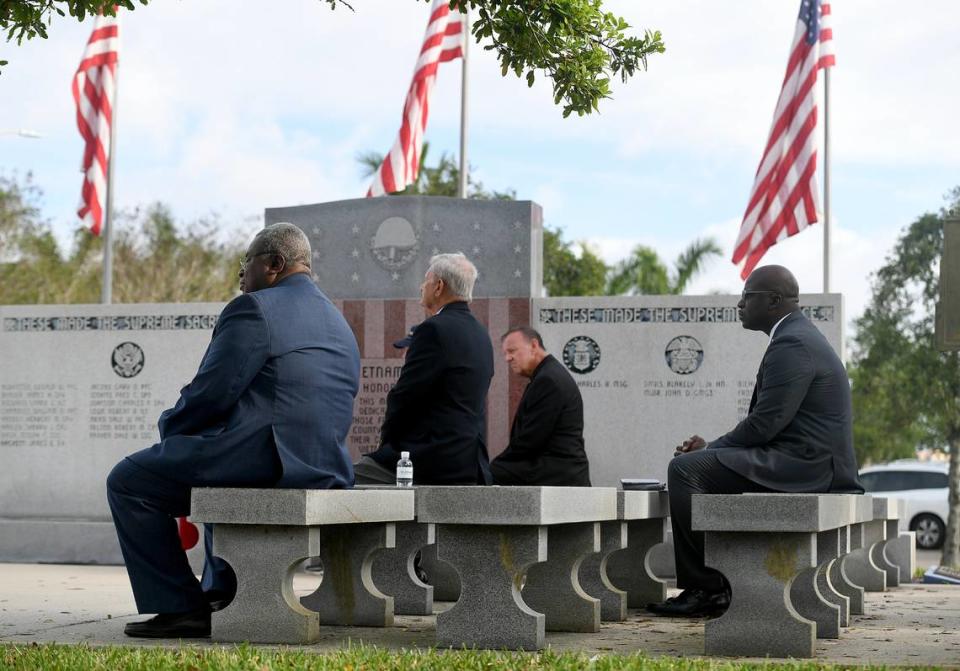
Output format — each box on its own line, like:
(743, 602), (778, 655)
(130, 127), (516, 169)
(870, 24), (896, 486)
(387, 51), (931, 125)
(709, 335), (814, 449)
(158, 294), (269, 439)
(496, 375), (563, 459)
(380, 321), (444, 445)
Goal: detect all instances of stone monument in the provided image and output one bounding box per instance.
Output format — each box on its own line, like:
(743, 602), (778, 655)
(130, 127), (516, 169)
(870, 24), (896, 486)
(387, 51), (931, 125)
(0, 304), (222, 563)
(534, 294), (843, 486)
(267, 196), (544, 461)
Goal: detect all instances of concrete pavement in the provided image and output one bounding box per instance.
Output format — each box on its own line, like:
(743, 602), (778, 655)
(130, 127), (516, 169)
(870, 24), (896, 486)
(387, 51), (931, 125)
(0, 562), (958, 666)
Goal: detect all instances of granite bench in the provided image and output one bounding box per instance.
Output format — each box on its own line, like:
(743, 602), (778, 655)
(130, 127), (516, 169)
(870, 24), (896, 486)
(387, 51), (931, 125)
(415, 485), (618, 650)
(190, 487), (414, 644)
(692, 492), (873, 658)
(578, 489), (670, 621)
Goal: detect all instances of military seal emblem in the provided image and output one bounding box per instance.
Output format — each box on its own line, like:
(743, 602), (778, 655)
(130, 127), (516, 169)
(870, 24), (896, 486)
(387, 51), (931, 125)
(370, 216), (420, 270)
(562, 335), (601, 374)
(664, 335), (703, 375)
(111, 342), (145, 378)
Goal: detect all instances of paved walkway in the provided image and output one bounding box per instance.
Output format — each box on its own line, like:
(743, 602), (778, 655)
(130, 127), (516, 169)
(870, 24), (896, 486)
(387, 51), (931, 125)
(1, 563), (958, 666)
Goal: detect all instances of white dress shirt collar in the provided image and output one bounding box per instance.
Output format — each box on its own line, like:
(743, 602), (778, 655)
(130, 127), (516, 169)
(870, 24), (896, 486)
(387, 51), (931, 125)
(768, 313), (791, 344)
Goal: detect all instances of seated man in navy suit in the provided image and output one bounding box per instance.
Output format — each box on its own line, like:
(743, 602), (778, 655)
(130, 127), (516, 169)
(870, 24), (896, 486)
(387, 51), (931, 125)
(354, 252), (494, 485)
(106, 223), (360, 638)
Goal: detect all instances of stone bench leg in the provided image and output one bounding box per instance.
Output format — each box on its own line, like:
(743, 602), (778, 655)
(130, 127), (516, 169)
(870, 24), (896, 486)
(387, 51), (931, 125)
(212, 524), (319, 644)
(790, 529), (843, 638)
(790, 564), (841, 638)
(809, 528), (849, 627)
(872, 520), (902, 587)
(844, 522), (887, 593)
(578, 521), (627, 621)
(371, 522), (434, 615)
(523, 522), (601, 632)
(704, 531), (816, 658)
(300, 523), (395, 626)
(436, 524), (546, 650)
(605, 518), (668, 608)
(817, 559), (850, 626)
(830, 553), (865, 615)
(884, 531), (916, 584)
(419, 542), (461, 601)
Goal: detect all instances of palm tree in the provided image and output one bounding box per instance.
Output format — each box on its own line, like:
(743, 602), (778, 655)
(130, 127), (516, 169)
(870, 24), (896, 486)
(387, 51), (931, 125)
(606, 237), (722, 295)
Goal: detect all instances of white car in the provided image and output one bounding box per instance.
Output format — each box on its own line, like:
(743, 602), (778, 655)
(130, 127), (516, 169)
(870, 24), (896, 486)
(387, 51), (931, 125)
(858, 460), (951, 550)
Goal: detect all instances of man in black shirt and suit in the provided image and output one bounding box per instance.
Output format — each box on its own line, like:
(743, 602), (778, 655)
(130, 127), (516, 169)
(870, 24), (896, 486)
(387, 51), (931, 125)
(648, 265), (863, 618)
(491, 327), (590, 486)
(354, 252), (494, 485)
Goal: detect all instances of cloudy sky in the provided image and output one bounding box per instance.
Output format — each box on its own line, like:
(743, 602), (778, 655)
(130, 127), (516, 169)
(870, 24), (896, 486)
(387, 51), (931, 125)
(1, 0), (957, 332)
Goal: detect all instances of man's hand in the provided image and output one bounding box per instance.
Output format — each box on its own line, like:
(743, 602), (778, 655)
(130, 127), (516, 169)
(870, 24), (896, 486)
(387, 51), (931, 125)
(674, 435), (706, 457)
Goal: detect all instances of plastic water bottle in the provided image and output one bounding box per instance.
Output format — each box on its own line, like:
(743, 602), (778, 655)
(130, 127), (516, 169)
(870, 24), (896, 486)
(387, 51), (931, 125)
(396, 451), (413, 487)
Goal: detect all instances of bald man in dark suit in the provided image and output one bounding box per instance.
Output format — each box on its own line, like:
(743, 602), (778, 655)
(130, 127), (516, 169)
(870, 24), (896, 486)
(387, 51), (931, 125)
(648, 265), (863, 618)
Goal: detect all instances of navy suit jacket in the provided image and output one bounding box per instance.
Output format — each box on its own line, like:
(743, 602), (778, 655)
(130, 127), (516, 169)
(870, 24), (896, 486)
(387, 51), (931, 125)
(369, 301), (494, 484)
(709, 310), (863, 493)
(128, 273), (360, 489)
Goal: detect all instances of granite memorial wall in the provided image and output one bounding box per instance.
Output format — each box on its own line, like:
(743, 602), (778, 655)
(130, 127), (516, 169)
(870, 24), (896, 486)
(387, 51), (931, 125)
(534, 294), (843, 486)
(0, 303), (222, 563)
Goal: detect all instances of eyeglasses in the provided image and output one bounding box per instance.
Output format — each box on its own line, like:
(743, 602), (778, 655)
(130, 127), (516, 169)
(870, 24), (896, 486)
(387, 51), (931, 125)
(740, 290), (799, 302)
(239, 251), (282, 272)
(740, 290), (780, 300)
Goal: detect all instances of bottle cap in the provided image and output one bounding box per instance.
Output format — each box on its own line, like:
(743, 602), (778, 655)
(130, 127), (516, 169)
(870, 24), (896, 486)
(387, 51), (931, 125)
(401, 451), (410, 459)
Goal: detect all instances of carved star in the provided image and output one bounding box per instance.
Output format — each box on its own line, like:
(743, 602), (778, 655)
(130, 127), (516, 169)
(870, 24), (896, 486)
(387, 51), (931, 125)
(312, 251), (321, 259)
(351, 248), (360, 258)
(351, 224), (360, 235)
(514, 244), (522, 254)
(351, 273), (360, 283)
(312, 226), (321, 235)
(431, 247), (440, 256)
(391, 272), (400, 281)
(513, 221), (522, 229)
(471, 246), (481, 255)
(514, 269), (522, 278)
(472, 222), (481, 231)
(432, 222), (441, 232)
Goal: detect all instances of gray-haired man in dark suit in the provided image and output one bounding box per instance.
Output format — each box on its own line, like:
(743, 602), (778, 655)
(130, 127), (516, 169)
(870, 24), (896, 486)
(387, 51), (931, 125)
(647, 265), (863, 618)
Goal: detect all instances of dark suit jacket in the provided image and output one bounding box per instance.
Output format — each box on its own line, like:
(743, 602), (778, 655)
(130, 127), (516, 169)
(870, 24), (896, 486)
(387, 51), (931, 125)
(709, 310), (863, 493)
(128, 273), (360, 489)
(369, 301), (494, 484)
(490, 355), (591, 486)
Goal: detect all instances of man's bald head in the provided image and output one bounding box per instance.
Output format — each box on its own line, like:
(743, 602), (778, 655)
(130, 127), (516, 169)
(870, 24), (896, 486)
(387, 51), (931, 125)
(748, 265), (800, 299)
(738, 265), (801, 334)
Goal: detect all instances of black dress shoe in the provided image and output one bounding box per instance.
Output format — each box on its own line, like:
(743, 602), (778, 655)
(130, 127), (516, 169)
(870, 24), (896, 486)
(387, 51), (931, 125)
(123, 608), (211, 638)
(646, 588), (730, 617)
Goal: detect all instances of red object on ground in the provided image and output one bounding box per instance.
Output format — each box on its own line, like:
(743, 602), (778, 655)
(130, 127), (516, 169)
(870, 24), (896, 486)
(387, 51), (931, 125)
(177, 517), (199, 550)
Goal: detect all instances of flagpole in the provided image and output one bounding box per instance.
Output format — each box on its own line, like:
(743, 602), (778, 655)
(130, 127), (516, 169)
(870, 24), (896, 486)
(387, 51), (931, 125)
(457, 7), (470, 199)
(101, 61), (118, 304)
(822, 66), (831, 293)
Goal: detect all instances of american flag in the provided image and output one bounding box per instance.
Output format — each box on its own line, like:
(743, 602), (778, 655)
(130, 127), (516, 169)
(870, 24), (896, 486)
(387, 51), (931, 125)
(366, 0), (465, 197)
(732, 0), (835, 279)
(72, 12), (119, 236)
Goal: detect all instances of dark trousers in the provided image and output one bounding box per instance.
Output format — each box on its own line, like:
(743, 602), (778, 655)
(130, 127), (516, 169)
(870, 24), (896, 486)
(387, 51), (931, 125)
(106, 458), (235, 614)
(667, 449), (774, 593)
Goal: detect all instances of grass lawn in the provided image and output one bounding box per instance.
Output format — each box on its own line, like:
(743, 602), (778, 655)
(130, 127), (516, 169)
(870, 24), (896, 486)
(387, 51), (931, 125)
(0, 644), (918, 671)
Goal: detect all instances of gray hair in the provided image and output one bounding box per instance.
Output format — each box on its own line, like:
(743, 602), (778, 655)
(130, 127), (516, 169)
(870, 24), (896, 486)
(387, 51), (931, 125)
(428, 252), (477, 302)
(253, 222), (312, 268)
